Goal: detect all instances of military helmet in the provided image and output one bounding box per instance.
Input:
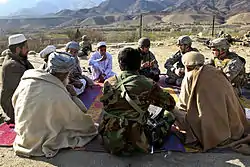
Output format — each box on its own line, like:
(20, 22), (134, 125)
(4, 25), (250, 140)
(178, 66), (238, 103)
(65, 41), (80, 51)
(177, 35), (192, 45)
(209, 38), (230, 50)
(182, 51), (205, 66)
(138, 37), (150, 48)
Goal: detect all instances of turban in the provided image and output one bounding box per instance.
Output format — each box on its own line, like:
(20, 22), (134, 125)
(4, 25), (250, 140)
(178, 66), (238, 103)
(65, 41), (80, 51)
(39, 45), (56, 59)
(46, 52), (76, 73)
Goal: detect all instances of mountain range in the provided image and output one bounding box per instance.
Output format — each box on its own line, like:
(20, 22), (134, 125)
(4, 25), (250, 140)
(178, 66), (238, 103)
(11, 0), (104, 16)
(0, 0), (250, 30)
(54, 0), (250, 17)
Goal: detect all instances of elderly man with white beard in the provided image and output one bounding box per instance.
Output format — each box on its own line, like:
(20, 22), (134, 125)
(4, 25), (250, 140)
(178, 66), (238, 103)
(12, 52), (98, 158)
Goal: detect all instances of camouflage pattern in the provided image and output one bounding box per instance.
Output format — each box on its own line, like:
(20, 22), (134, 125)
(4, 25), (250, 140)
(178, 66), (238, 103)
(100, 71), (176, 155)
(242, 32), (250, 46)
(164, 48), (198, 86)
(79, 41), (92, 53)
(210, 52), (246, 95)
(209, 38), (230, 50)
(218, 33), (233, 44)
(177, 35), (192, 45)
(138, 49), (160, 81)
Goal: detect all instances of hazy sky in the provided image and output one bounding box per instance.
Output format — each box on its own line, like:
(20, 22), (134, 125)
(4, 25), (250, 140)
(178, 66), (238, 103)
(0, 0), (38, 16)
(0, 0), (104, 16)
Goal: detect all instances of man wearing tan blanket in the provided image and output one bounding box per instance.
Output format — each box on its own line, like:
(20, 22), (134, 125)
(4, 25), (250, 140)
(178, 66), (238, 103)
(12, 52), (98, 158)
(173, 51), (250, 154)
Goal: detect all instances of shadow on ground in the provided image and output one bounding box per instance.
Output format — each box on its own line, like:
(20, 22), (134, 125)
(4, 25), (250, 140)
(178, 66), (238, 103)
(28, 151), (250, 167)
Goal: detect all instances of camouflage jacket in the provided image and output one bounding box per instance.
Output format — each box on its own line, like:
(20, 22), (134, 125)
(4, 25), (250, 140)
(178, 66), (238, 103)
(139, 49), (160, 75)
(209, 52), (246, 88)
(100, 71), (176, 155)
(164, 48), (198, 75)
(79, 41), (92, 52)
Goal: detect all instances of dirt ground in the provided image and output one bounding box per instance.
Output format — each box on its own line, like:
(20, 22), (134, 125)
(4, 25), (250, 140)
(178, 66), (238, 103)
(0, 40), (250, 167)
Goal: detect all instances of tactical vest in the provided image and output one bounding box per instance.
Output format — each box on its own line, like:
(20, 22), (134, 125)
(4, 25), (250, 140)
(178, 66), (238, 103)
(214, 58), (231, 70)
(100, 74), (175, 155)
(214, 56), (247, 91)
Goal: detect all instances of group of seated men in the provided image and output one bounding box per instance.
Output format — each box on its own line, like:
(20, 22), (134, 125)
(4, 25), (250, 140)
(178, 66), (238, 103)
(0, 33), (250, 157)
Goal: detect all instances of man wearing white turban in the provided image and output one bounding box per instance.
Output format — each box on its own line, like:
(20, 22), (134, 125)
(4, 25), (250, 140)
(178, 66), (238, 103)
(1, 34), (34, 124)
(89, 41), (116, 82)
(39, 45), (56, 70)
(12, 52), (98, 158)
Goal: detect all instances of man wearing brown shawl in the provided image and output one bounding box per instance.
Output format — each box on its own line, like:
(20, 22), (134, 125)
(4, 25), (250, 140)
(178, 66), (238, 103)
(173, 51), (250, 154)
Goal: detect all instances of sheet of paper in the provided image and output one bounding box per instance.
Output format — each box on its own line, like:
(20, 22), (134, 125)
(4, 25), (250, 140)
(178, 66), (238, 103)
(245, 108), (250, 119)
(148, 104), (162, 119)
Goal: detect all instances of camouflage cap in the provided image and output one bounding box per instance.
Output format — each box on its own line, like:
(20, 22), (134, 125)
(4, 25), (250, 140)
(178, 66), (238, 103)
(177, 35), (192, 45)
(209, 38), (230, 50)
(138, 37), (150, 48)
(182, 51), (205, 66)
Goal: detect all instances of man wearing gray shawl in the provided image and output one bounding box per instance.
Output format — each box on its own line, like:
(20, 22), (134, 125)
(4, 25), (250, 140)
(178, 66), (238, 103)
(12, 52), (98, 158)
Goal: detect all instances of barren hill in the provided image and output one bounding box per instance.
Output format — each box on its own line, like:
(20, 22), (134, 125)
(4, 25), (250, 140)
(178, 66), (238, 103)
(226, 13), (250, 25)
(1, 0), (250, 29)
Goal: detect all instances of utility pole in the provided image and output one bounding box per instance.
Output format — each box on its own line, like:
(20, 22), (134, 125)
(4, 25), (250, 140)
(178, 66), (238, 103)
(139, 14), (143, 38)
(212, 15), (215, 37)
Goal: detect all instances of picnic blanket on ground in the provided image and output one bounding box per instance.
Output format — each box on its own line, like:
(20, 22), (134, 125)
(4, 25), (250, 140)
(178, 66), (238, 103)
(0, 123), (15, 147)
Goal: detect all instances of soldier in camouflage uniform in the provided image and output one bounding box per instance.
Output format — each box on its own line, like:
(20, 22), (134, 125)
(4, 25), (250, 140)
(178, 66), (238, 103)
(79, 35), (92, 57)
(208, 38), (246, 96)
(100, 47), (176, 155)
(138, 37), (160, 82)
(242, 31), (250, 46)
(220, 33), (233, 44)
(164, 35), (198, 86)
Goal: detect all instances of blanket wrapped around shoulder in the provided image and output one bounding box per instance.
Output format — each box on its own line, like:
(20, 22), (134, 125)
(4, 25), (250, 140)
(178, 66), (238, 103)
(177, 65), (250, 154)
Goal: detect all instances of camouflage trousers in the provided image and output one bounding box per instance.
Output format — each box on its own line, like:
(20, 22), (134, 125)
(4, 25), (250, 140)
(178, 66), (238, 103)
(165, 71), (183, 86)
(139, 68), (160, 82)
(145, 110), (176, 148)
(100, 111), (175, 155)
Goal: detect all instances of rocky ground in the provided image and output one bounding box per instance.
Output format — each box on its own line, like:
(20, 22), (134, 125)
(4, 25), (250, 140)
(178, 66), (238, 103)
(0, 39), (250, 167)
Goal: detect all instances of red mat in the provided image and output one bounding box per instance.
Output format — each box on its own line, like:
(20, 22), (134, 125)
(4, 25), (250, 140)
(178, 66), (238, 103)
(0, 83), (103, 147)
(0, 123), (16, 147)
